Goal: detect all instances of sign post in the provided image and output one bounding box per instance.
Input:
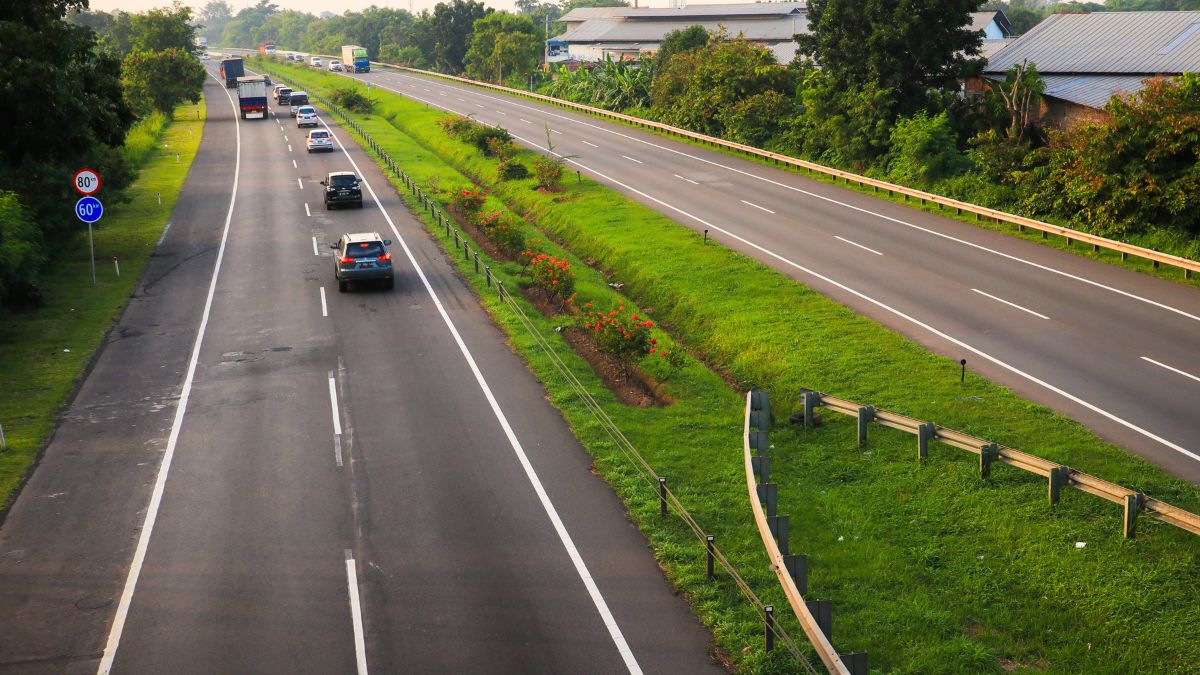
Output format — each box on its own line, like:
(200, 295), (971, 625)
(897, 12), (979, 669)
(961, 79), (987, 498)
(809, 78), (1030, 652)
(72, 169), (103, 285)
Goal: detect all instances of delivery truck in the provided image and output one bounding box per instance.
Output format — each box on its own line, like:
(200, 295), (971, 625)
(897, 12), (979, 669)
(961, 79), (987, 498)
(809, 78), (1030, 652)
(219, 58), (244, 88)
(236, 75), (268, 119)
(341, 45), (370, 73)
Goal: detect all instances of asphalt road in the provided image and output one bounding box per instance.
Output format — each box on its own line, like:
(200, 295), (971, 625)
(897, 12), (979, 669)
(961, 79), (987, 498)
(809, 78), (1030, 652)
(0, 69), (720, 673)
(340, 66), (1200, 485)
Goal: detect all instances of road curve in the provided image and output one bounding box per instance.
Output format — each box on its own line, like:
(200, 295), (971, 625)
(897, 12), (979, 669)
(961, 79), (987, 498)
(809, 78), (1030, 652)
(342, 66), (1200, 485)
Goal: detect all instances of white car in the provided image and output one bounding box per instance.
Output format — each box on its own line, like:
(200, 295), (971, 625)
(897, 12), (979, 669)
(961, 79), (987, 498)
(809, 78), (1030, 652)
(201, 52), (210, 60)
(310, 56), (323, 68)
(296, 106), (319, 128)
(328, 59), (343, 72)
(306, 129), (333, 153)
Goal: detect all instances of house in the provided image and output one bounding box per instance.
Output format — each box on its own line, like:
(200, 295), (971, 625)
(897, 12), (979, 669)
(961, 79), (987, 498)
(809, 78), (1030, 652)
(981, 11), (1200, 127)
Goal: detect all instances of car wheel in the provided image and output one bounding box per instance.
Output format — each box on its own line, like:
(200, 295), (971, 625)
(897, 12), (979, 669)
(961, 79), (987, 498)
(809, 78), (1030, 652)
(384, 278), (394, 290)
(338, 279), (348, 293)
(357, 201), (364, 209)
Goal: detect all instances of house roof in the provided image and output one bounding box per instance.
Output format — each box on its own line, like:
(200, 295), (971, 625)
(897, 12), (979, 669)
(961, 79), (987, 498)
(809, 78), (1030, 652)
(971, 10), (1011, 36)
(556, 15), (809, 44)
(985, 72), (1162, 109)
(613, 2), (806, 20)
(980, 38), (1015, 61)
(985, 11), (1200, 74)
(559, 7), (626, 23)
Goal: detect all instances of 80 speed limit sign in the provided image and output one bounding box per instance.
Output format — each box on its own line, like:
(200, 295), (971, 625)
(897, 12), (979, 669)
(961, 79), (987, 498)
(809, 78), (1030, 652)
(73, 168), (101, 196)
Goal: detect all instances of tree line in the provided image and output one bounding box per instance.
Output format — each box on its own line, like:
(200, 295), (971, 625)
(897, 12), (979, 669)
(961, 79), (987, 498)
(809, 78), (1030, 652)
(1, 1), (206, 309)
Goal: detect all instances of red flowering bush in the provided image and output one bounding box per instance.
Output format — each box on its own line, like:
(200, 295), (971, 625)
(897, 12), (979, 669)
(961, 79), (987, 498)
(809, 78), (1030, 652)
(518, 238), (546, 266)
(485, 216), (525, 255)
(529, 253), (575, 300)
(451, 186), (488, 218)
(580, 304), (656, 362)
(475, 209), (503, 229)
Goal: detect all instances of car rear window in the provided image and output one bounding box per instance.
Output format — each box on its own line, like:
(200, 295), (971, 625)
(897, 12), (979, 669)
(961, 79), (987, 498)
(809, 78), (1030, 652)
(299, 107), (315, 114)
(330, 174), (357, 187)
(310, 131), (329, 139)
(291, 95), (308, 105)
(346, 242), (385, 259)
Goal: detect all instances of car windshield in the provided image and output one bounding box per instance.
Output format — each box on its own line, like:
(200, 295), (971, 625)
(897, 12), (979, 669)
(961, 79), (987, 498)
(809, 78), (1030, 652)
(346, 242), (385, 259)
(330, 175), (357, 187)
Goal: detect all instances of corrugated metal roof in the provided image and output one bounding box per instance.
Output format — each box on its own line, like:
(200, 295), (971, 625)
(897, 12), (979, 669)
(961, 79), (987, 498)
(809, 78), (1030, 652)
(985, 72), (1161, 108)
(614, 2), (806, 19)
(986, 11), (1200, 74)
(559, 7), (625, 23)
(556, 15), (809, 44)
(981, 38), (1015, 61)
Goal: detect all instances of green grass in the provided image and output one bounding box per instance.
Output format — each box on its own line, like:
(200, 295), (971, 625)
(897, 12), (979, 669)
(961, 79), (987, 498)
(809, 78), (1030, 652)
(0, 99), (205, 508)
(268, 61), (1200, 674)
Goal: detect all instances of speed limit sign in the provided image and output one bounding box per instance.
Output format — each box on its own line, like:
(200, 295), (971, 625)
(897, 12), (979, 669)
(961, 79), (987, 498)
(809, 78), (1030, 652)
(73, 168), (101, 196)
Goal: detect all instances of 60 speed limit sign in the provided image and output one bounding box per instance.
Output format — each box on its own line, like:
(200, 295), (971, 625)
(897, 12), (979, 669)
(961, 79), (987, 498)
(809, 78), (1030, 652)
(73, 168), (101, 196)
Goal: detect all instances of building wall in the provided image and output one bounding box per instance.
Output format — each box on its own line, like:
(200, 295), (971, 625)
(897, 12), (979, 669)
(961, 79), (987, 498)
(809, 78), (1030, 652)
(983, 21), (1006, 40)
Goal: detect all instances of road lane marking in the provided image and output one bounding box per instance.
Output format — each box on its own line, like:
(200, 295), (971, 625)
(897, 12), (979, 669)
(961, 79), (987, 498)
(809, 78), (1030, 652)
(502, 129), (1200, 465)
(674, 174), (699, 185)
(328, 374), (342, 435)
(284, 135), (288, 141)
(551, 129), (563, 135)
(324, 123), (643, 673)
(740, 199), (774, 214)
(289, 144), (293, 152)
(320, 287), (328, 317)
(456, 97), (465, 101)
(334, 434), (344, 467)
(581, 140), (599, 148)
(293, 159), (298, 168)
(306, 203), (312, 217)
(297, 177), (303, 189)
(156, 221), (172, 246)
(621, 155), (643, 164)
(972, 289), (1049, 320)
(345, 551), (368, 675)
(100, 70), (244, 675)
(496, 110), (507, 115)
(835, 235), (883, 256)
(1141, 356), (1200, 384)
(520, 118), (531, 124)
(476, 104), (485, 108)
(311, 235), (318, 254)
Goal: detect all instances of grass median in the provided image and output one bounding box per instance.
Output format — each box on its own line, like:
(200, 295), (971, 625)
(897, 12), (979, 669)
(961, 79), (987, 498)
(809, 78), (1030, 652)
(271, 61), (1200, 673)
(0, 98), (205, 509)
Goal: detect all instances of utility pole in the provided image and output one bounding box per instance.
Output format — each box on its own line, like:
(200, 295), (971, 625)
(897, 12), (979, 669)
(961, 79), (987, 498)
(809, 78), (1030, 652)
(544, 14), (550, 68)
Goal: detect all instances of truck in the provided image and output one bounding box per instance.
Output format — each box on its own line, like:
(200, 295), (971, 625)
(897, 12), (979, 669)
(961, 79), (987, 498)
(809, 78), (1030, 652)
(341, 45), (370, 73)
(236, 75), (268, 119)
(219, 58), (244, 88)
(259, 42), (276, 58)
(194, 36), (208, 51)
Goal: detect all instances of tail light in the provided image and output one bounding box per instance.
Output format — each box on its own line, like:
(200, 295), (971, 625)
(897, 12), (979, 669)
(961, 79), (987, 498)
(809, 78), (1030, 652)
(378, 253), (391, 262)
(339, 256), (353, 264)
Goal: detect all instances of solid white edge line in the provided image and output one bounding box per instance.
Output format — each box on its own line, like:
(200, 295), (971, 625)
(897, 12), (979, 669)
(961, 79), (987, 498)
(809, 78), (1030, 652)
(1141, 356), (1200, 384)
(834, 235), (883, 256)
(320, 286), (328, 317)
(383, 72), (1200, 324)
(740, 199), (775, 214)
(306, 203), (312, 218)
(98, 70), (242, 675)
(156, 221), (172, 246)
(345, 554), (369, 675)
(972, 288), (1049, 320)
(321, 117), (643, 674)
(501, 129), (1200, 465)
(328, 375), (341, 435)
(621, 155), (643, 164)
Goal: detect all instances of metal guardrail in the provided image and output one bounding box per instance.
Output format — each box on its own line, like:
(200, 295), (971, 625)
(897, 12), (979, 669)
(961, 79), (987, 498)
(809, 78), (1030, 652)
(743, 390), (866, 675)
(798, 389), (1200, 538)
(358, 60), (1200, 280)
(263, 61), (824, 671)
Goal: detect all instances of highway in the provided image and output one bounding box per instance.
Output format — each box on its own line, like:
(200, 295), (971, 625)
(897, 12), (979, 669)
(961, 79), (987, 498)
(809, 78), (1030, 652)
(340, 66), (1200, 484)
(0, 68), (720, 673)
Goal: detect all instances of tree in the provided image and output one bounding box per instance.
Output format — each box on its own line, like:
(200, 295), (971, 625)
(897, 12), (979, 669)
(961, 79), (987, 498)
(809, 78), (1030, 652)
(428, 0), (491, 74)
(0, 192), (46, 308)
(122, 48), (207, 116)
(645, 24), (708, 78)
(986, 60), (1044, 141)
(198, 0), (233, 43)
(886, 111), (971, 185)
(795, 0), (983, 119)
(464, 13), (542, 82)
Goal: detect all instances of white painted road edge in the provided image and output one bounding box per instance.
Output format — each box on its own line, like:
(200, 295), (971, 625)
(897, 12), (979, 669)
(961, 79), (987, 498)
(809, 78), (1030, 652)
(345, 551), (369, 675)
(323, 117), (643, 673)
(99, 69), (242, 674)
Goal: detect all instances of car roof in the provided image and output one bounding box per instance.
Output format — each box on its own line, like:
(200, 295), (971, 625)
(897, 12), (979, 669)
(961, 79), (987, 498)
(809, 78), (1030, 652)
(308, 129), (329, 135)
(342, 232), (385, 243)
(291, 90), (307, 95)
(328, 171), (357, 178)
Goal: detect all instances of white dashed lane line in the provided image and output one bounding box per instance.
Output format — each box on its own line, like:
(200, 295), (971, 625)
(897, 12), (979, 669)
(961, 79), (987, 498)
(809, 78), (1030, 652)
(305, 203), (312, 217)
(581, 140), (599, 148)
(675, 174), (699, 185)
(740, 199), (775, 215)
(311, 235), (318, 253)
(834, 235), (882, 256)
(293, 159), (298, 168)
(971, 288), (1049, 320)
(297, 177), (303, 190)
(622, 155), (643, 164)
(1140, 356), (1200, 383)
(319, 287), (328, 317)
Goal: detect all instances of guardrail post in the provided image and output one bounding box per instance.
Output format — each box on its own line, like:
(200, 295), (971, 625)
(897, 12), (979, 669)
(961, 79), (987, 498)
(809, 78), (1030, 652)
(751, 454), (770, 483)
(750, 409), (770, 432)
(497, 279), (506, 301)
(1124, 492), (1146, 538)
(659, 477), (668, 517)
(979, 443), (1000, 478)
(463, 241), (470, 262)
(751, 388), (770, 414)
(485, 265), (492, 287)
(1048, 466), (1068, 504)
(706, 535), (715, 579)
(783, 553), (807, 595)
(767, 514), (789, 555)
(758, 482), (778, 518)
(917, 422), (935, 462)
(801, 390), (821, 428)
(857, 406), (874, 447)
(473, 251), (480, 274)
(805, 599), (832, 642)
(844, 652), (869, 675)
(764, 605), (775, 652)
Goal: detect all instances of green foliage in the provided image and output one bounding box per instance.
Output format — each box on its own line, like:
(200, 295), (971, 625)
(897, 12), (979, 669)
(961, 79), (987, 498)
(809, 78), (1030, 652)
(380, 44), (426, 68)
(463, 12), (542, 83)
(718, 90), (795, 149)
(427, 0), (492, 73)
(580, 304), (655, 363)
(528, 252), (575, 300)
(329, 86), (373, 114)
(121, 48), (207, 116)
(545, 58), (652, 111)
(886, 111), (971, 186)
(0, 192), (46, 307)
(470, 125), (513, 156)
(796, 0), (983, 118)
(498, 159), (530, 180)
(533, 155), (565, 191)
(479, 211), (526, 254)
(93, 3), (200, 56)
(451, 185), (488, 217)
(792, 68), (896, 169)
(982, 60), (1045, 141)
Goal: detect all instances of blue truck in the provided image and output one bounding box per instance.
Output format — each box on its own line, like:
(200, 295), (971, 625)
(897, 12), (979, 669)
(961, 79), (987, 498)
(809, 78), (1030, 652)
(341, 45), (370, 73)
(219, 57), (244, 88)
(236, 75), (268, 119)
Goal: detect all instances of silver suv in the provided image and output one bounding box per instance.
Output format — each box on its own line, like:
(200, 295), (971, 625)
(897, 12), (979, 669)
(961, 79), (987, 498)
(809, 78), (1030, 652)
(331, 232), (394, 291)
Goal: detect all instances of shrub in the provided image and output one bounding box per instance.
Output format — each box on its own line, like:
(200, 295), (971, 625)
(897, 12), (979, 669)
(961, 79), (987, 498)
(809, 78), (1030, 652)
(528, 253), (575, 300)
(886, 110), (971, 186)
(487, 218), (526, 255)
(486, 136), (518, 161)
(498, 159), (530, 180)
(471, 125), (513, 155)
(451, 186), (488, 218)
(533, 155), (565, 191)
(330, 87), (372, 114)
(580, 303), (656, 363)
(438, 115), (479, 138)
(518, 238), (546, 266)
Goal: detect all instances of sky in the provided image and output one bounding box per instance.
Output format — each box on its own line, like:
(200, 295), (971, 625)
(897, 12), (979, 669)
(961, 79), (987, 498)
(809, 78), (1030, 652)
(85, 0), (738, 17)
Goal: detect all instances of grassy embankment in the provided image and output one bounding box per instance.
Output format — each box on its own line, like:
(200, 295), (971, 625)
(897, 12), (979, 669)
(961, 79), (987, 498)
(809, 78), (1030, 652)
(0, 98), (205, 508)
(273, 62), (1200, 674)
